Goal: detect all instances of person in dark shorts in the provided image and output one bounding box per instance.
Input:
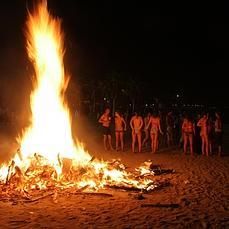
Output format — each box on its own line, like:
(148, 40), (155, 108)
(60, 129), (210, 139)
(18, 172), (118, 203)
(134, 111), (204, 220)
(99, 108), (113, 150)
(102, 126), (111, 136)
(215, 112), (222, 156)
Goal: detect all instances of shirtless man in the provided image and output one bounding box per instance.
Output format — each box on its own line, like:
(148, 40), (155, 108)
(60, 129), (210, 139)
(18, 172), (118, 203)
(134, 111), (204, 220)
(115, 111), (127, 151)
(142, 113), (151, 148)
(130, 112), (143, 153)
(146, 112), (163, 153)
(197, 114), (209, 156)
(99, 108), (113, 150)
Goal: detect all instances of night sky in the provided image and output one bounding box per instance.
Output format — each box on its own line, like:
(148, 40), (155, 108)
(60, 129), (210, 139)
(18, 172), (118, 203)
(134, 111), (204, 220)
(0, 1), (228, 108)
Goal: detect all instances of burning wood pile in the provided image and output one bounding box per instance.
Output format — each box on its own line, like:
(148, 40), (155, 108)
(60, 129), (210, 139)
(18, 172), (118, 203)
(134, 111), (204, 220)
(0, 154), (174, 201)
(0, 154), (173, 203)
(0, 1), (174, 203)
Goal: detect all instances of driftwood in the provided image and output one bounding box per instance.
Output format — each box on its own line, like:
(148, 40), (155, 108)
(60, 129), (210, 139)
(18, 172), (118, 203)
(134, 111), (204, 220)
(0, 191), (54, 204)
(153, 169), (175, 176)
(19, 192), (55, 203)
(141, 203), (180, 208)
(74, 192), (113, 197)
(106, 184), (142, 192)
(5, 161), (15, 184)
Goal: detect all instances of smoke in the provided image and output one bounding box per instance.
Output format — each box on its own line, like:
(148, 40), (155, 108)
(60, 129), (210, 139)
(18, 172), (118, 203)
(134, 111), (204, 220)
(0, 61), (33, 164)
(72, 114), (102, 154)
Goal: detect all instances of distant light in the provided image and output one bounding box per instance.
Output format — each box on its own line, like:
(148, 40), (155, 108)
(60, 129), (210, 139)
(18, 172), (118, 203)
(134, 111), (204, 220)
(176, 94), (180, 98)
(129, 104), (131, 106)
(145, 104), (148, 107)
(104, 97), (106, 101)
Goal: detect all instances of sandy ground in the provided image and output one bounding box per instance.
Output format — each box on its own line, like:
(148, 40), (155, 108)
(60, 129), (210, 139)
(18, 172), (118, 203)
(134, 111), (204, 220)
(0, 147), (229, 228)
(0, 120), (229, 228)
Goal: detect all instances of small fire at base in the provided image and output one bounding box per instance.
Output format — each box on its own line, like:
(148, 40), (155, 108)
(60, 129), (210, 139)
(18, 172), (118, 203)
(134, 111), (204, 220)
(0, 1), (170, 199)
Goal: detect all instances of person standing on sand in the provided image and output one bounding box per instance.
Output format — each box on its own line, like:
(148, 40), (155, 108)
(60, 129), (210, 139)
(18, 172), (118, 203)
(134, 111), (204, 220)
(182, 116), (195, 155)
(197, 113), (209, 156)
(215, 112), (222, 156)
(166, 111), (174, 147)
(195, 114), (202, 154)
(207, 114), (214, 155)
(146, 112), (163, 153)
(130, 112), (143, 153)
(142, 112), (151, 148)
(98, 108), (113, 151)
(114, 111), (127, 151)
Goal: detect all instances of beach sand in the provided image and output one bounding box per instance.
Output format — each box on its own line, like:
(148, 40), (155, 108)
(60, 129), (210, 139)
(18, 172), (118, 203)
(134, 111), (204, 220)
(0, 143), (228, 228)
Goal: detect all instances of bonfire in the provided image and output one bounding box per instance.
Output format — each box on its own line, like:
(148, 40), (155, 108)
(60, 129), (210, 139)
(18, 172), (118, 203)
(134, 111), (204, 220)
(0, 1), (169, 202)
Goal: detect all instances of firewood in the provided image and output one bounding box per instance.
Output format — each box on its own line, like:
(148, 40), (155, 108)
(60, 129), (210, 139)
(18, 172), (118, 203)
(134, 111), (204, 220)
(74, 192), (113, 197)
(22, 192), (54, 203)
(5, 161), (15, 184)
(141, 203), (180, 208)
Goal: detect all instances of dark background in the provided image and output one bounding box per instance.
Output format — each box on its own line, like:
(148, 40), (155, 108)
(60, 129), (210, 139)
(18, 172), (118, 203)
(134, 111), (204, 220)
(0, 0), (228, 111)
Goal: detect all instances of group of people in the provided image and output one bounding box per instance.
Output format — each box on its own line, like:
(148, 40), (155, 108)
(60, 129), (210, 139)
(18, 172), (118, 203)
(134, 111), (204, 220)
(98, 108), (223, 156)
(99, 108), (127, 152)
(98, 108), (166, 153)
(182, 112), (222, 156)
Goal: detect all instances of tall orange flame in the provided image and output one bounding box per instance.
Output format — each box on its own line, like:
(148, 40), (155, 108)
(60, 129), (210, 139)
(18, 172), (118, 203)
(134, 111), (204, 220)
(19, 0), (90, 165)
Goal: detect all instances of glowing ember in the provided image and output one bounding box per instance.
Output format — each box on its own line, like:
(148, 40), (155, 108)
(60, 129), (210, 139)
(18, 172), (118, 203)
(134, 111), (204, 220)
(0, 0), (158, 194)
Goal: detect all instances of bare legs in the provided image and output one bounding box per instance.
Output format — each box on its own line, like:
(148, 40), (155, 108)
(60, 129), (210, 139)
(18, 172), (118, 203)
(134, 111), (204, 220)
(132, 132), (142, 153)
(142, 130), (149, 147)
(103, 134), (113, 150)
(189, 134), (193, 155)
(137, 133), (142, 153)
(183, 134), (194, 155)
(209, 140), (212, 154)
(201, 135), (209, 156)
(132, 132), (136, 153)
(115, 132), (119, 150)
(115, 132), (124, 151)
(166, 129), (174, 147)
(103, 135), (107, 150)
(218, 146), (222, 156)
(150, 133), (158, 153)
(120, 132), (124, 151)
(183, 134), (188, 154)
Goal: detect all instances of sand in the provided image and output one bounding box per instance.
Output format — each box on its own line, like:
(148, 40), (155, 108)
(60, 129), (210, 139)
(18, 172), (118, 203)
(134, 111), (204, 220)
(0, 117), (229, 228)
(0, 148), (228, 228)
